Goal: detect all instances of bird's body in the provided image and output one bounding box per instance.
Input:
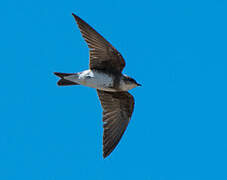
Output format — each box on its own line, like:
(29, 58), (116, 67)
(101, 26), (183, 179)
(54, 13), (141, 158)
(62, 69), (138, 92)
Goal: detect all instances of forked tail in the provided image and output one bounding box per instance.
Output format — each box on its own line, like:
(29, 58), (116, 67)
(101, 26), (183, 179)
(54, 72), (79, 86)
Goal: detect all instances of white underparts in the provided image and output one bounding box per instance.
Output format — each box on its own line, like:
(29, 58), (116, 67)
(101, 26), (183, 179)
(64, 70), (116, 91)
(64, 69), (137, 92)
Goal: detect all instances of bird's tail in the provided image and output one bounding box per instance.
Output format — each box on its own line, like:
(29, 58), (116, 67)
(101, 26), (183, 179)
(54, 72), (79, 86)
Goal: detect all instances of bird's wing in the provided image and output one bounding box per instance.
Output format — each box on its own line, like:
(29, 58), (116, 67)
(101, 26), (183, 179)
(72, 13), (125, 73)
(97, 90), (134, 158)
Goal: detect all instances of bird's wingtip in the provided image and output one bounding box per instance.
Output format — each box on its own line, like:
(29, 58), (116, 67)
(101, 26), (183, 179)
(72, 13), (81, 22)
(103, 153), (108, 159)
(72, 13), (78, 19)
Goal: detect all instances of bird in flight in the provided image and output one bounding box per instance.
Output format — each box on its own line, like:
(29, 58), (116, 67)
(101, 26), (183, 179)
(54, 13), (141, 158)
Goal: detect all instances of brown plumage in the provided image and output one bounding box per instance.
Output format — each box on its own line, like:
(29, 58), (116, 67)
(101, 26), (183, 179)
(97, 90), (134, 158)
(54, 13), (140, 158)
(72, 13), (125, 74)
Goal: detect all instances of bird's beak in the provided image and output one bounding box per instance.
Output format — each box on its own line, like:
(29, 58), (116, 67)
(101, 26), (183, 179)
(137, 83), (142, 86)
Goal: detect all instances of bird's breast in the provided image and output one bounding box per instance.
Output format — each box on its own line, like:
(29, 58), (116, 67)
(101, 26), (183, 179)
(77, 70), (117, 91)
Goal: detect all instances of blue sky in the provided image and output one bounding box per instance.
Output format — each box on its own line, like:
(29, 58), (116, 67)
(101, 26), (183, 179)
(1, 0), (227, 179)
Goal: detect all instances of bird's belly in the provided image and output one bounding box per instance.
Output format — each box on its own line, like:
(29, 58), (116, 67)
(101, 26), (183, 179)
(67, 70), (117, 91)
(83, 76), (115, 91)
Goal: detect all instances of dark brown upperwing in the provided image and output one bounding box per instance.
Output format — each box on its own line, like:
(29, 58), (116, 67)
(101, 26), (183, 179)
(97, 90), (134, 158)
(72, 13), (125, 73)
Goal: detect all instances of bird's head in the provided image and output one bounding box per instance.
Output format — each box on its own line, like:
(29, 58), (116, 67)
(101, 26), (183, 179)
(122, 75), (141, 90)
